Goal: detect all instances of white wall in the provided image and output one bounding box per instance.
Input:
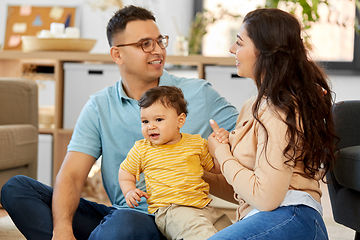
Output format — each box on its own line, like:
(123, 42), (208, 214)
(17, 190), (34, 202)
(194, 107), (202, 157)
(0, 0), (194, 54)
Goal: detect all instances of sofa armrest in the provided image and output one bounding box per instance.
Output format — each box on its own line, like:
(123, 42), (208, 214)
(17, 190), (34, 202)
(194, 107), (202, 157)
(0, 124), (38, 180)
(333, 146), (360, 192)
(0, 78), (38, 130)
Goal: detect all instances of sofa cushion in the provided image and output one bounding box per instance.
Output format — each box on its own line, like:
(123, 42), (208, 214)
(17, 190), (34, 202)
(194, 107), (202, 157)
(333, 145), (360, 192)
(0, 78), (38, 128)
(0, 124), (37, 170)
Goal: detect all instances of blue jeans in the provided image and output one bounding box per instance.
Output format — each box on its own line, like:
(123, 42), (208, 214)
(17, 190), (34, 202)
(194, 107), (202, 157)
(209, 205), (328, 240)
(0, 175), (166, 240)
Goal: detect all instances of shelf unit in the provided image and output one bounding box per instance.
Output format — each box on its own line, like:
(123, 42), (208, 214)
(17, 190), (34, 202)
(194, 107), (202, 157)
(0, 50), (235, 183)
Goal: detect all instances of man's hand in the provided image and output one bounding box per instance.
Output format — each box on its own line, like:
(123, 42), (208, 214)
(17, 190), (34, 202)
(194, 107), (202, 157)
(125, 188), (149, 208)
(317, 83), (327, 96)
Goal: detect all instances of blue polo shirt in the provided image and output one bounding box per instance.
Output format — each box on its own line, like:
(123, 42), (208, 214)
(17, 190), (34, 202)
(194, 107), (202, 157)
(68, 70), (239, 212)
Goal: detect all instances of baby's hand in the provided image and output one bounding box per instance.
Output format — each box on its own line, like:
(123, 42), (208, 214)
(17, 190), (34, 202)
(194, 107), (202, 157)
(125, 188), (149, 208)
(209, 119), (230, 144)
(213, 128), (230, 144)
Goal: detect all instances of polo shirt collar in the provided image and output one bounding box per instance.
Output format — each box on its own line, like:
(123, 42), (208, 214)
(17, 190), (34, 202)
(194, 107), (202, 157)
(118, 70), (172, 101)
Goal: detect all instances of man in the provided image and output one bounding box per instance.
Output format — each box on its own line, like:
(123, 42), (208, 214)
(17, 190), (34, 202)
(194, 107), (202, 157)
(1, 5), (238, 240)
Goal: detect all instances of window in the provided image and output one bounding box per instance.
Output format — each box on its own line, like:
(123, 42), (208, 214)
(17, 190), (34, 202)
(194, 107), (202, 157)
(305, 0), (355, 62)
(199, 0), (360, 71)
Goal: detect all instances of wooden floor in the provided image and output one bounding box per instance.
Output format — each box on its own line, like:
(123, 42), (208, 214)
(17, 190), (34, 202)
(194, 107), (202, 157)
(0, 208), (7, 218)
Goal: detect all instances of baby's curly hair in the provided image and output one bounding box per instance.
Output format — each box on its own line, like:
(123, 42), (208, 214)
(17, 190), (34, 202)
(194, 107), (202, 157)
(138, 86), (188, 116)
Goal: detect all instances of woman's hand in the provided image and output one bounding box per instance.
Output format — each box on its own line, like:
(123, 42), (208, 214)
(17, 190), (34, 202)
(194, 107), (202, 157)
(208, 119), (230, 158)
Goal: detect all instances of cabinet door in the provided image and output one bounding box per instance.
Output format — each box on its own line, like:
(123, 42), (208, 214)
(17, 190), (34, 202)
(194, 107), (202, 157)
(205, 66), (257, 111)
(38, 134), (53, 186)
(63, 63), (120, 129)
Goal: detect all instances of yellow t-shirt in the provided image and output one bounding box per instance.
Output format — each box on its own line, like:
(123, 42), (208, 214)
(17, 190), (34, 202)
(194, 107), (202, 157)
(120, 133), (214, 214)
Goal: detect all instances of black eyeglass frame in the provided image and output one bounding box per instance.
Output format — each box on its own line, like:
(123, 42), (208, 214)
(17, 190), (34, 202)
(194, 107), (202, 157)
(115, 35), (169, 53)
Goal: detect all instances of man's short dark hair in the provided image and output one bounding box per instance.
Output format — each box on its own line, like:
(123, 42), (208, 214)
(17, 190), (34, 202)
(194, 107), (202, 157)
(106, 5), (156, 47)
(139, 86), (188, 116)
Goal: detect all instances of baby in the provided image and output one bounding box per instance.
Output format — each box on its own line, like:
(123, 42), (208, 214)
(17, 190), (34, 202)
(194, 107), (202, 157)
(119, 86), (231, 240)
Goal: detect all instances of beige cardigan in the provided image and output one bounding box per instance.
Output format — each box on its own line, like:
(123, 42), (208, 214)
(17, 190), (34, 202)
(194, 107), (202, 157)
(214, 97), (322, 220)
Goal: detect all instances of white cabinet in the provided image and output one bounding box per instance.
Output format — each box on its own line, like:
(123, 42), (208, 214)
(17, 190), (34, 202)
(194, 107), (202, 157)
(63, 63), (120, 129)
(205, 66), (257, 111)
(37, 134), (53, 186)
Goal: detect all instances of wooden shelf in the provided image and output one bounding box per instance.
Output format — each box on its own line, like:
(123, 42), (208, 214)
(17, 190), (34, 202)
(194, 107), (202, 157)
(0, 50), (113, 62)
(39, 127), (55, 134)
(0, 50), (234, 65)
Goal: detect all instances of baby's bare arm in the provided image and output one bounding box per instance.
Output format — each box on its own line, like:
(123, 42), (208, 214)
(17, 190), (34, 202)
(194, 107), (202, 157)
(119, 169), (149, 208)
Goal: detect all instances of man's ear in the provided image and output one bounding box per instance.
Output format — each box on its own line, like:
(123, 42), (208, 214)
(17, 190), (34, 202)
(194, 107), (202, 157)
(178, 113), (186, 128)
(110, 46), (124, 65)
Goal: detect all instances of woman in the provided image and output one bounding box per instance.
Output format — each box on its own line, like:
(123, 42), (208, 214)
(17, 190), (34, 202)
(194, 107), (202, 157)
(208, 8), (336, 240)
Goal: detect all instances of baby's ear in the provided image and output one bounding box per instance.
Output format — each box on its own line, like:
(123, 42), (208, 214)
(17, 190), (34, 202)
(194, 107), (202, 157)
(178, 113), (186, 128)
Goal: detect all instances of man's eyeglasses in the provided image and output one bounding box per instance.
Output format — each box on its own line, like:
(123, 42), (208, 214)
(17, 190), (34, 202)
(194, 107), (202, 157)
(116, 35), (169, 53)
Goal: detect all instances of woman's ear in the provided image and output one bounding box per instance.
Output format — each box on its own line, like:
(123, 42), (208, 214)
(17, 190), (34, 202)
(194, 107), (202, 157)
(178, 113), (186, 128)
(110, 46), (124, 65)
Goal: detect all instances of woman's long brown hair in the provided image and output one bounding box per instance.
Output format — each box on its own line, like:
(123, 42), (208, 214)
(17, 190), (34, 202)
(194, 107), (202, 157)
(243, 8), (337, 181)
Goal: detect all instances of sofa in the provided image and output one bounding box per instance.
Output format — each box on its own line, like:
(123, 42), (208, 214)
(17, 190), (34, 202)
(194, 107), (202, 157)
(0, 78), (38, 197)
(327, 100), (360, 240)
